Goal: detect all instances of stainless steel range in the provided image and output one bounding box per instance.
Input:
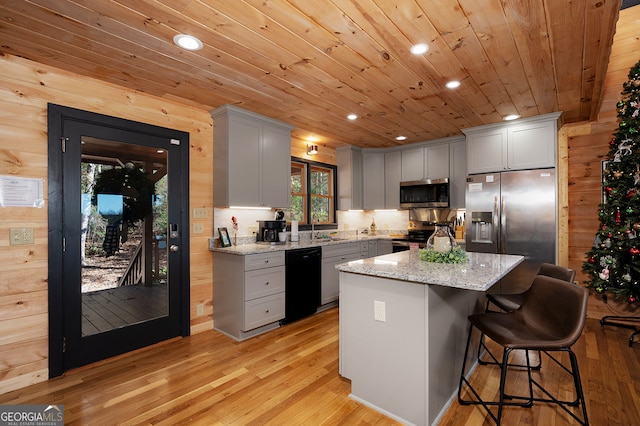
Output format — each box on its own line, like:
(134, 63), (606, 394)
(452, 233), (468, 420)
(391, 208), (454, 252)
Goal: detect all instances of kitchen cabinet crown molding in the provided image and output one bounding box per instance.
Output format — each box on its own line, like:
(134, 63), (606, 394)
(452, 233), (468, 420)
(211, 104), (294, 131)
(460, 111), (563, 136)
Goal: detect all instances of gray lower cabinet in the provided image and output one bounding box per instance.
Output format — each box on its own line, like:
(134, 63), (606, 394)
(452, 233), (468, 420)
(213, 251), (285, 340)
(377, 239), (393, 255)
(321, 242), (361, 305)
(366, 240), (377, 258)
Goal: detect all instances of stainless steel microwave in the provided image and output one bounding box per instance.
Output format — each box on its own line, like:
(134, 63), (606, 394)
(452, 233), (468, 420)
(399, 178), (449, 208)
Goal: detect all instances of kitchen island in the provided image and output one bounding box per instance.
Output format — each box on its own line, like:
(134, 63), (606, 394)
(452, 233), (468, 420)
(337, 250), (523, 426)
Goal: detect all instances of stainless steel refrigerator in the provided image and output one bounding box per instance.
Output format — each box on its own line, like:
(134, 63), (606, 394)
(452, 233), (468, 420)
(465, 168), (557, 293)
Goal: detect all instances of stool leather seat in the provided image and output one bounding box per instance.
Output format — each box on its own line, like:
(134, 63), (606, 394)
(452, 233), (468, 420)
(459, 275), (589, 425)
(487, 263), (576, 313)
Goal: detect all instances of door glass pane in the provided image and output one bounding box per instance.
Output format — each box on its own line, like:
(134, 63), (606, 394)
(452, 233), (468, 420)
(81, 137), (168, 336)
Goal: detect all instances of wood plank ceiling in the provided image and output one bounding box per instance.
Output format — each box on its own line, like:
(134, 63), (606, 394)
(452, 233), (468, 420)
(0, 0), (622, 149)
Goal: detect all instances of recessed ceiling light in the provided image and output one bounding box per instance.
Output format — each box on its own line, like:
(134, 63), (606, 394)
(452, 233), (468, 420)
(395, 136), (407, 141)
(173, 34), (203, 51)
(503, 114), (521, 121)
(410, 43), (429, 55)
(445, 80), (461, 89)
(347, 114), (358, 120)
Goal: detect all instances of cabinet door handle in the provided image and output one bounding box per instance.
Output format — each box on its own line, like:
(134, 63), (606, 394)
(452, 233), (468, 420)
(265, 309), (270, 313)
(264, 260), (269, 263)
(265, 281), (269, 286)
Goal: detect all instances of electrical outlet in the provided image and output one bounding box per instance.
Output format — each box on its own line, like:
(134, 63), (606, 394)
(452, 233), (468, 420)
(193, 208), (208, 219)
(193, 223), (204, 234)
(23, 228), (34, 244)
(196, 303), (204, 316)
(374, 300), (386, 322)
(248, 225), (257, 234)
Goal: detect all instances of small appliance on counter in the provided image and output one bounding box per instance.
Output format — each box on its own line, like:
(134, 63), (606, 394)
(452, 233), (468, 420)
(256, 220), (286, 244)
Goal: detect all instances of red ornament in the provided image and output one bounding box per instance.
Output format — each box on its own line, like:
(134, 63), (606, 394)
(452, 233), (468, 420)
(616, 209), (622, 224)
(606, 186), (613, 193)
(628, 189), (637, 198)
(589, 257), (596, 264)
(629, 296), (637, 304)
(630, 247), (640, 256)
(610, 138), (616, 146)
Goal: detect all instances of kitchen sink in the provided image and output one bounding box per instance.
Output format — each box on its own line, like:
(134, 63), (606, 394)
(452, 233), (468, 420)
(315, 237), (348, 242)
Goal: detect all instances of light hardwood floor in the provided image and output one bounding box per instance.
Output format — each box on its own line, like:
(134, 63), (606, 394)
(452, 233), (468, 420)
(0, 307), (638, 425)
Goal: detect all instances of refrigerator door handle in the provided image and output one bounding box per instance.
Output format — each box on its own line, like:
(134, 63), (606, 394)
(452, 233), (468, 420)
(500, 195), (507, 253)
(493, 195), (500, 254)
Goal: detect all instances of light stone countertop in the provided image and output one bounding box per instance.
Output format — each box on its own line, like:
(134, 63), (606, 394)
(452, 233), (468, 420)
(209, 235), (391, 255)
(335, 250), (524, 292)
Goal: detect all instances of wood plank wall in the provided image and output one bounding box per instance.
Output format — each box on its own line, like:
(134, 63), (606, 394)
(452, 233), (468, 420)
(0, 53), (214, 393)
(568, 6), (640, 318)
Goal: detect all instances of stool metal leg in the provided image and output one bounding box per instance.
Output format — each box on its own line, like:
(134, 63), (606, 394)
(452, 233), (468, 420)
(458, 325), (534, 425)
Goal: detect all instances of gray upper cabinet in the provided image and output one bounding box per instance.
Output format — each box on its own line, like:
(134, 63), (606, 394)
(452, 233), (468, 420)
(424, 144), (450, 179)
(463, 112), (561, 174)
(449, 139), (466, 209)
(401, 147), (424, 181)
(401, 144), (450, 181)
(337, 146), (363, 210)
(362, 152), (385, 210)
(211, 104), (293, 208)
(384, 150), (401, 209)
(338, 137), (466, 211)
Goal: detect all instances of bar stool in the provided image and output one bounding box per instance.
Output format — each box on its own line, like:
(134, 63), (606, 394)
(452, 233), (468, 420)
(479, 263), (577, 369)
(487, 263), (576, 313)
(458, 275), (589, 425)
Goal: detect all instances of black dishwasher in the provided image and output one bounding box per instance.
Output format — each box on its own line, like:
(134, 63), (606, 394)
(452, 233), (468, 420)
(281, 247), (322, 324)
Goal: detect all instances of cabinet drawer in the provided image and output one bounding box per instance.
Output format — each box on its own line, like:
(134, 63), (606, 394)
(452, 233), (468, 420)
(244, 251), (285, 271)
(322, 242), (359, 258)
(244, 293), (285, 331)
(245, 266), (285, 301)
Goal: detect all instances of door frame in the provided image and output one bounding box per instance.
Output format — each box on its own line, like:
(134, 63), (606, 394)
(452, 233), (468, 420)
(47, 104), (191, 377)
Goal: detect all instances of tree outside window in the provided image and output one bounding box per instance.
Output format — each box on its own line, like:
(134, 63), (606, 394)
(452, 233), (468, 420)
(310, 165), (334, 223)
(290, 158), (335, 224)
(290, 161), (306, 222)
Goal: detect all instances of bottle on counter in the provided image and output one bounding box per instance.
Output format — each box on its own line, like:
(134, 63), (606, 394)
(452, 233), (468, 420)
(370, 217), (377, 236)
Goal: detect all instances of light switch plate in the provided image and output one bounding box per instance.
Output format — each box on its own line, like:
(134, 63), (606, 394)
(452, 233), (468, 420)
(193, 208), (208, 219)
(9, 227), (34, 245)
(193, 223), (204, 234)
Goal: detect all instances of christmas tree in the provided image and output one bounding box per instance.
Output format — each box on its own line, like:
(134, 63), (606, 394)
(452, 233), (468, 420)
(583, 60), (640, 304)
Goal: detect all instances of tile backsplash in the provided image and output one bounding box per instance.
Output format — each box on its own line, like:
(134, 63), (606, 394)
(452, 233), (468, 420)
(213, 208), (410, 242)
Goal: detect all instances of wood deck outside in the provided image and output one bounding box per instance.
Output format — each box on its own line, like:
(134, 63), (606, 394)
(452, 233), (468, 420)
(82, 284), (167, 336)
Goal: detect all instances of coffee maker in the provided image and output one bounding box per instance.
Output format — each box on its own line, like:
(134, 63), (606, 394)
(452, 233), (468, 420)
(256, 220), (286, 243)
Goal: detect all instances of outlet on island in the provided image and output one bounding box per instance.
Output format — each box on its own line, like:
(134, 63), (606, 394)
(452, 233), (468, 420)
(374, 300), (386, 322)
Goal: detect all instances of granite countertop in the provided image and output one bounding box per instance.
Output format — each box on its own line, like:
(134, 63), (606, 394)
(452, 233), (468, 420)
(335, 250), (524, 292)
(210, 235), (391, 255)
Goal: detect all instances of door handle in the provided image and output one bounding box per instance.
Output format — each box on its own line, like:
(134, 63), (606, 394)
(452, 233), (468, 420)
(170, 245), (179, 252)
